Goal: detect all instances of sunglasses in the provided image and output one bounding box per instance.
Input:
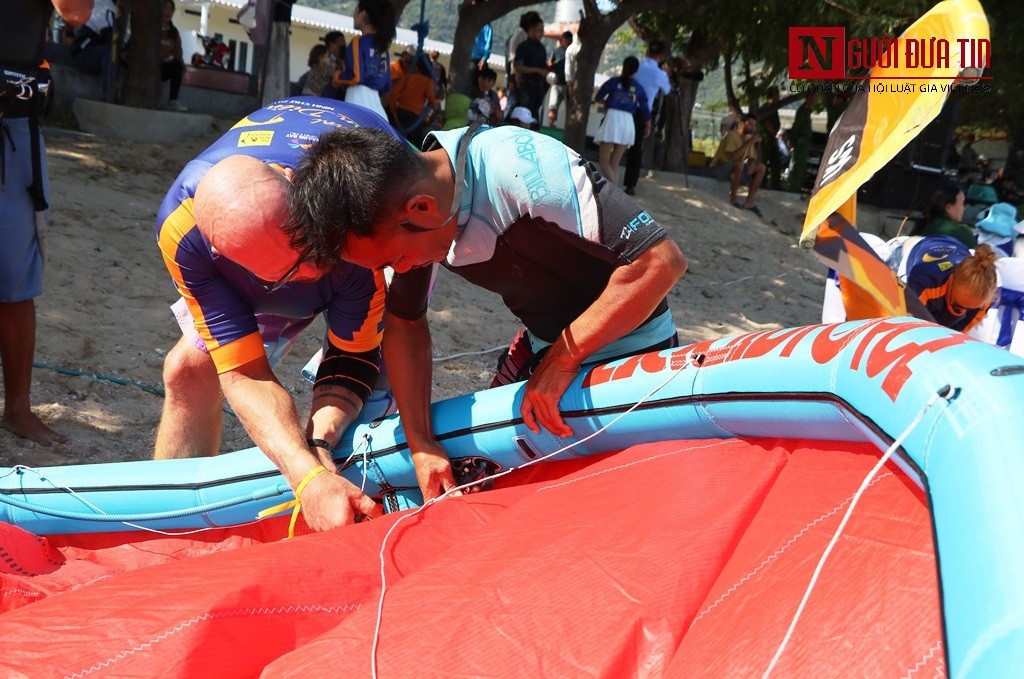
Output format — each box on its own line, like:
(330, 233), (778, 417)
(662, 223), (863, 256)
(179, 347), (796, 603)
(257, 256), (303, 293)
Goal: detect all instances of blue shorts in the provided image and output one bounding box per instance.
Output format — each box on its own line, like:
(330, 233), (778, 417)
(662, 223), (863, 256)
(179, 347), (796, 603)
(0, 117), (48, 303)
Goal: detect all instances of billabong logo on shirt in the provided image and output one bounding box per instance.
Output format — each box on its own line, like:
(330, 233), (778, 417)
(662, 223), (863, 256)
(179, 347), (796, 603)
(513, 131), (549, 201)
(238, 131), (274, 147)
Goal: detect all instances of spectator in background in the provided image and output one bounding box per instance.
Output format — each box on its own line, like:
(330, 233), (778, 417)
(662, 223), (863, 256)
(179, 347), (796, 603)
(321, 31), (346, 99)
(825, 90), (849, 132)
(302, 44), (335, 97)
(390, 45), (415, 85)
(504, 11), (540, 114)
(334, 0), (396, 120)
(428, 49), (447, 99)
(472, 67), (502, 126)
(563, 31), (580, 99)
(2, 0), (95, 446)
(497, 87), (507, 113)
(509, 106), (536, 128)
(711, 114), (765, 217)
(70, 0), (118, 102)
(470, 13), (492, 77)
(546, 31), (572, 128)
(720, 105), (740, 136)
(623, 40), (671, 196)
(760, 86), (781, 190)
(512, 14), (548, 125)
(594, 56), (650, 187)
(160, 0), (187, 111)
(468, 97), (492, 123)
(918, 184), (977, 249)
(787, 92), (817, 193)
(389, 53), (440, 148)
(959, 133), (981, 175)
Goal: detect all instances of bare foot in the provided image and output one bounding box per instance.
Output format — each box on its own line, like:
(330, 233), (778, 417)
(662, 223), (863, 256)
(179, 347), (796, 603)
(2, 409), (66, 446)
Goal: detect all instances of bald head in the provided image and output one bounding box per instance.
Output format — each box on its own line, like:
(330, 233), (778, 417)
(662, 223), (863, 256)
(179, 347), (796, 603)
(194, 155), (295, 279)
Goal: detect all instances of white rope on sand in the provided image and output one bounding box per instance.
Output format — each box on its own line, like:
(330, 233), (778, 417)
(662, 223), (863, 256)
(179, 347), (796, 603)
(431, 345), (506, 363)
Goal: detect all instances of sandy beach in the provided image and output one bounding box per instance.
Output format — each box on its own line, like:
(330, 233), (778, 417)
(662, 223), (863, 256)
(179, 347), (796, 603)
(1, 122), (830, 468)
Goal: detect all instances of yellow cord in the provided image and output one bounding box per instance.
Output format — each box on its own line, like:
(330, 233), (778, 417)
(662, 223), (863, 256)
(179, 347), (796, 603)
(257, 464), (327, 538)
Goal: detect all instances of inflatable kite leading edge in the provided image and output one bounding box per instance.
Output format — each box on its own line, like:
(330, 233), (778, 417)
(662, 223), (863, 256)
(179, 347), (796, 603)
(1, 318), (1023, 675)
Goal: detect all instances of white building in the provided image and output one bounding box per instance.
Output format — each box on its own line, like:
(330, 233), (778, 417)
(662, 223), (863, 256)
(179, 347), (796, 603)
(175, 0), (504, 84)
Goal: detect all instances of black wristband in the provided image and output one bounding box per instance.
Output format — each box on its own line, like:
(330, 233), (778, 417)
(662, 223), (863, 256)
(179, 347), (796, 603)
(307, 438), (333, 451)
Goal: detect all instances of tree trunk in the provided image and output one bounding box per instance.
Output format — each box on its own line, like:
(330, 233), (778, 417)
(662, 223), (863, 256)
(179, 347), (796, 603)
(121, 0), (161, 109)
(661, 90), (684, 172)
(660, 28), (717, 172)
(562, 20), (606, 153)
(564, 0), (702, 154)
(261, 21), (291, 106)
(448, 0), (548, 96)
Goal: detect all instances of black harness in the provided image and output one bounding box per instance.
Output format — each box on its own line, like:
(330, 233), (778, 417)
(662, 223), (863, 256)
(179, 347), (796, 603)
(1, 63), (51, 219)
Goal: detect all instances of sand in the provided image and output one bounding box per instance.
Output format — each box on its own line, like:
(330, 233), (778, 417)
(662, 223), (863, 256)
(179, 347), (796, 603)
(1, 124), (831, 468)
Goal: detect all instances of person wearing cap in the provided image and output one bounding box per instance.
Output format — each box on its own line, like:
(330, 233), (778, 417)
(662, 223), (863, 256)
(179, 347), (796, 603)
(509, 105), (536, 128)
(288, 122), (688, 503)
(153, 96), (402, 531)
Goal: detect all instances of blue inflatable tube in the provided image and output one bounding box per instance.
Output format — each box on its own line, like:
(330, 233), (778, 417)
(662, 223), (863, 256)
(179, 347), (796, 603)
(1, 318), (1022, 674)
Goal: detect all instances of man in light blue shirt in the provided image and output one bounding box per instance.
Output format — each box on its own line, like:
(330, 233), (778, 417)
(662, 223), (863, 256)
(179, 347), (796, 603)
(624, 40), (671, 195)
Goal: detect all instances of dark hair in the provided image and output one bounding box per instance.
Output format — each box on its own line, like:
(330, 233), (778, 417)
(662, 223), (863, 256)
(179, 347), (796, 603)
(927, 182), (963, 221)
(324, 31), (344, 46)
(562, 31), (573, 41)
(478, 67), (497, 81)
(647, 40), (666, 58)
(414, 53), (432, 77)
(357, 0), (396, 53)
(620, 56), (639, 87)
(308, 44), (328, 67)
(524, 15), (544, 31)
(286, 127), (426, 269)
(519, 11), (541, 31)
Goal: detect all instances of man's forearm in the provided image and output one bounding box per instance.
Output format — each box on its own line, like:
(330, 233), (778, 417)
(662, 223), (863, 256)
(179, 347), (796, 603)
(383, 314), (436, 447)
(221, 365), (322, 487)
(545, 239), (687, 370)
(308, 384), (364, 445)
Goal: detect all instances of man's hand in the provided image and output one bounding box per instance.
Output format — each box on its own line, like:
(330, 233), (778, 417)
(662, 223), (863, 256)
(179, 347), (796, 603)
(521, 354), (577, 437)
(411, 439), (462, 502)
(299, 471), (382, 531)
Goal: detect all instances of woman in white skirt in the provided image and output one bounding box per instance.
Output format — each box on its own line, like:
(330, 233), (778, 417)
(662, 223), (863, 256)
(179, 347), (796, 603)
(594, 56), (650, 186)
(334, 0), (396, 121)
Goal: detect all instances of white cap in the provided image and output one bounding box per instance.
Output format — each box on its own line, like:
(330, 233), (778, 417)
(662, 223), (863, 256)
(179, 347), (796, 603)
(510, 106), (536, 125)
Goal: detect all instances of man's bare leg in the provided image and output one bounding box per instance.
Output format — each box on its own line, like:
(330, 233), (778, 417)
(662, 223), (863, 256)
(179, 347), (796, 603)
(729, 161), (743, 204)
(154, 335), (224, 459)
(742, 161), (766, 208)
(0, 299), (63, 445)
